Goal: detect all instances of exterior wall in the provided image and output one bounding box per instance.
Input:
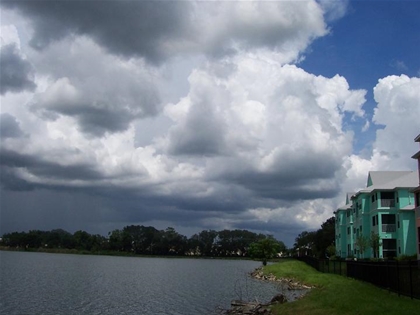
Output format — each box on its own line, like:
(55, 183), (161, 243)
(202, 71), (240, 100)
(353, 193), (372, 259)
(335, 209), (348, 258)
(398, 211), (416, 256)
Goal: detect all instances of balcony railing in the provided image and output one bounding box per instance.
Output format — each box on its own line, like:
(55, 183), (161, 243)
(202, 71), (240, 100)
(380, 199), (395, 208)
(371, 199), (395, 210)
(382, 224), (396, 233)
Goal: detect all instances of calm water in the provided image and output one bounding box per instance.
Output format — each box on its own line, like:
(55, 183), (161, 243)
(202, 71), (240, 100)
(0, 251), (285, 314)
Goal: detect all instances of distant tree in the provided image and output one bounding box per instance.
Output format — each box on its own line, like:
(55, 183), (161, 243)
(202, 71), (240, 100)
(326, 245), (336, 258)
(248, 237), (281, 266)
(73, 230), (93, 251)
(294, 217), (336, 258)
(293, 231), (316, 256)
(189, 230), (218, 256)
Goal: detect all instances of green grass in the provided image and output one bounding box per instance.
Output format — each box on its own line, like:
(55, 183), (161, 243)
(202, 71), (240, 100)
(264, 259), (420, 315)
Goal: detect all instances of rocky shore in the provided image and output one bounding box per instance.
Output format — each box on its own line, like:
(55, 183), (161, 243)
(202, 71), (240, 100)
(220, 267), (312, 315)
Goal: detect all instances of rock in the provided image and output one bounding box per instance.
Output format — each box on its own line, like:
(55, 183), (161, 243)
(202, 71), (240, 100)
(270, 293), (287, 304)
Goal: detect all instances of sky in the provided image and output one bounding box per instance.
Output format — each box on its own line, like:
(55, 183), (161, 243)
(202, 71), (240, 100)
(1, 0), (419, 247)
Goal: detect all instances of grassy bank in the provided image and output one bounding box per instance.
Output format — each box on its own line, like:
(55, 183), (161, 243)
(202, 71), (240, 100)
(264, 259), (420, 315)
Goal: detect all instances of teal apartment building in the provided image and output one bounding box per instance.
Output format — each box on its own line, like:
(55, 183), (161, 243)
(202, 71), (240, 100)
(335, 171), (417, 259)
(412, 134), (420, 260)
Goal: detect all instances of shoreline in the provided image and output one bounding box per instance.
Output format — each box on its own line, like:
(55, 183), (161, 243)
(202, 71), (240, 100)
(221, 267), (312, 314)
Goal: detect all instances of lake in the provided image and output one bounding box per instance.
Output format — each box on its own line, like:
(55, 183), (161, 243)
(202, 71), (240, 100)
(0, 251), (285, 314)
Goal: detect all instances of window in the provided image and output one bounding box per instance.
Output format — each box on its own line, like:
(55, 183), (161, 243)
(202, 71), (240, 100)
(372, 216), (375, 226)
(382, 214), (396, 224)
(382, 239), (397, 258)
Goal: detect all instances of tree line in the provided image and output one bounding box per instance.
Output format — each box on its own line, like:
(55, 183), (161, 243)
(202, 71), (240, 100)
(293, 216), (336, 259)
(0, 226), (287, 258)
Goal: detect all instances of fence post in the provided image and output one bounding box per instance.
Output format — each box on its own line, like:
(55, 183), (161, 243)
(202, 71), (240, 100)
(386, 260), (390, 293)
(396, 259), (400, 297)
(409, 260), (413, 299)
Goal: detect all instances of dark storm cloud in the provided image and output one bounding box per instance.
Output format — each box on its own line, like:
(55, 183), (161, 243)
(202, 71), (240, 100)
(0, 148), (103, 191)
(0, 44), (36, 95)
(1, 0), (191, 64)
(31, 70), (161, 136)
(0, 113), (24, 138)
(207, 149), (342, 201)
(1, 0), (327, 64)
(168, 104), (228, 156)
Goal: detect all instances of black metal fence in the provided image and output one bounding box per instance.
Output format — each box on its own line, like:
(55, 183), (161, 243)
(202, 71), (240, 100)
(296, 256), (420, 300)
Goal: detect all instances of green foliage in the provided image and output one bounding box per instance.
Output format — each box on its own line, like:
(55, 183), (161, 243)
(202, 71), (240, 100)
(326, 245), (336, 258)
(1, 226), (286, 259)
(265, 260), (420, 315)
(369, 232), (381, 258)
(248, 237), (282, 265)
(354, 235), (369, 256)
(294, 216), (335, 258)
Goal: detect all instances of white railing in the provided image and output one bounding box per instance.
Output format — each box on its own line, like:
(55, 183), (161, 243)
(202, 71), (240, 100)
(380, 199), (395, 208)
(382, 224), (396, 233)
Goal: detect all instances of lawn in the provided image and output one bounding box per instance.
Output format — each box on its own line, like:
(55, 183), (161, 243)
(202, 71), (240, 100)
(264, 259), (420, 315)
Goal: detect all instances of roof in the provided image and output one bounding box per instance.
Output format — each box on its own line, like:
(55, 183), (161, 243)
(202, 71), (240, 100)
(415, 134), (420, 142)
(336, 192), (354, 211)
(362, 171), (417, 193)
(367, 171), (413, 187)
(412, 151), (420, 159)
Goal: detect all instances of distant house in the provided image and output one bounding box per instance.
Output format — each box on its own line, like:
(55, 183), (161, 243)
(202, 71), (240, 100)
(412, 134), (420, 260)
(335, 171), (417, 259)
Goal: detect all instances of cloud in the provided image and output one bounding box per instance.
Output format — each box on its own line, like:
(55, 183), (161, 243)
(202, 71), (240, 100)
(0, 43), (36, 95)
(317, 0), (349, 22)
(390, 59), (408, 71)
(340, 74), (420, 203)
(0, 113), (24, 139)
(1, 0), (327, 64)
(29, 37), (161, 136)
(371, 75), (420, 170)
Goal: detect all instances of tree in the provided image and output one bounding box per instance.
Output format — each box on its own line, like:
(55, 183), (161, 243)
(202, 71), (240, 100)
(293, 231), (316, 256)
(354, 235), (369, 258)
(369, 232), (381, 258)
(248, 237), (281, 266)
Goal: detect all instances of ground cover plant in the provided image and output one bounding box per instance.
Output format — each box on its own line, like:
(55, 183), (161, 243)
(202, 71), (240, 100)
(264, 259), (420, 315)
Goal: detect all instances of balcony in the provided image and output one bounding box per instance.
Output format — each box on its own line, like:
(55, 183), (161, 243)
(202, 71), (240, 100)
(371, 199), (395, 210)
(382, 224), (396, 233)
(380, 199), (395, 208)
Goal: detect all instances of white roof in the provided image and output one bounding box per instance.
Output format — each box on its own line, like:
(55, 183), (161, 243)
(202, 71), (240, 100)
(362, 171), (417, 192)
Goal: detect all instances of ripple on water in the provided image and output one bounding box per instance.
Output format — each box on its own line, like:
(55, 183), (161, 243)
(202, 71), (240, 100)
(0, 252), (281, 315)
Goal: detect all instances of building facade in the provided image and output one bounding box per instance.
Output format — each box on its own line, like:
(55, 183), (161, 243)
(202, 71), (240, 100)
(335, 171), (417, 259)
(412, 134), (420, 260)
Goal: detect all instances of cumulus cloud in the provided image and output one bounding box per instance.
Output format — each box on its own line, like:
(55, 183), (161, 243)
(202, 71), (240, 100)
(340, 74), (420, 205)
(1, 0), (327, 64)
(28, 37), (161, 136)
(371, 75), (420, 170)
(0, 113), (24, 139)
(0, 43), (36, 94)
(164, 56), (365, 207)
